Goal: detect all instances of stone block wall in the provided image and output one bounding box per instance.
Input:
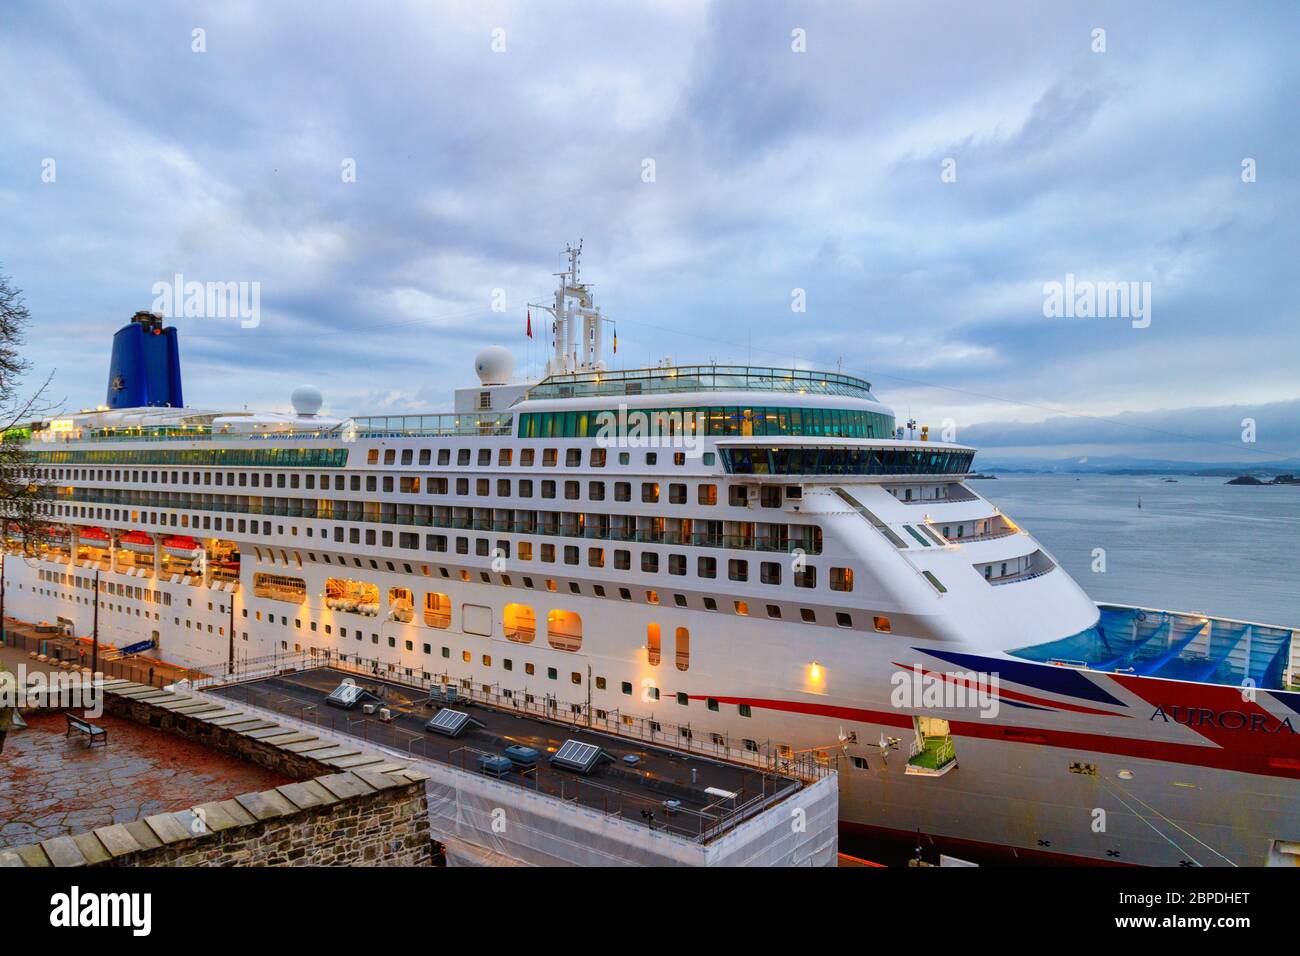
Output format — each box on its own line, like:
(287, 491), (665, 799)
(0, 678), (437, 868)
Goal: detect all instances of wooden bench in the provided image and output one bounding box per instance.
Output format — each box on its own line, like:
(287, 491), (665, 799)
(65, 713), (108, 747)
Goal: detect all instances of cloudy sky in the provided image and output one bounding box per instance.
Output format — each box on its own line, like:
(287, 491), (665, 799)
(2, 0), (1297, 462)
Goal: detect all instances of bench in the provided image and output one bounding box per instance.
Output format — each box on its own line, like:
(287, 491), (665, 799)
(65, 713), (108, 747)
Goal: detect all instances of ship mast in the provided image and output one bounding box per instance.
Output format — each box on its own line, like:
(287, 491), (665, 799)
(528, 240), (611, 376)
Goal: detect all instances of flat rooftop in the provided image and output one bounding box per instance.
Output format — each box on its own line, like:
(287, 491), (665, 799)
(0, 710), (292, 850)
(209, 666), (800, 843)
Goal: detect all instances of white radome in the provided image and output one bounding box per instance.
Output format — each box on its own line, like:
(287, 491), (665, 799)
(291, 384), (324, 417)
(474, 345), (514, 385)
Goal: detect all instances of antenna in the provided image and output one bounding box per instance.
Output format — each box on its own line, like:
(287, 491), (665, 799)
(528, 241), (611, 376)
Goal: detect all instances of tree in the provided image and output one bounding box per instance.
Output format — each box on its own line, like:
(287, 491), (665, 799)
(0, 269), (53, 659)
(0, 269), (52, 544)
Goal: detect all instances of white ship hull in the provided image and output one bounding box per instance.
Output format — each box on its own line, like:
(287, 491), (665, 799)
(9, 549), (1297, 867)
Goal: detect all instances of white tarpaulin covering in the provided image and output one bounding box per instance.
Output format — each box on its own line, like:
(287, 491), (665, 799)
(424, 767), (838, 867)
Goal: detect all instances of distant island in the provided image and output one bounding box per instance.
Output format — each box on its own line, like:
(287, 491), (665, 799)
(1226, 474), (1298, 486)
(966, 473), (998, 480)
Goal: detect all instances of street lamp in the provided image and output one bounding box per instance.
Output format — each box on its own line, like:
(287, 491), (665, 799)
(91, 565), (100, 676)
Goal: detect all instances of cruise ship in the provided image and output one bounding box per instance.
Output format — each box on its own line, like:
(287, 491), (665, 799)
(8, 248), (1299, 867)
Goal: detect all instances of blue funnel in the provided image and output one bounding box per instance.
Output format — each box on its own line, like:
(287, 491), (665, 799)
(106, 312), (183, 409)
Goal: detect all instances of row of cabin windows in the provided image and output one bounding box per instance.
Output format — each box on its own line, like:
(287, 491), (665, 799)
(46, 491), (825, 557)
(35, 446), (714, 490)
(42, 467), (805, 515)
(365, 446), (716, 469)
(250, 562), (879, 634)
(23, 535), (889, 637)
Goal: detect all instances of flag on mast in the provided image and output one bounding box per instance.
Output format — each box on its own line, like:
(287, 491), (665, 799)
(612, 324), (618, 354)
(526, 309), (532, 339)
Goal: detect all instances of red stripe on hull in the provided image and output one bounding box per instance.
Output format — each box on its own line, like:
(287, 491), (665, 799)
(840, 820), (1135, 867)
(692, 694), (1300, 779)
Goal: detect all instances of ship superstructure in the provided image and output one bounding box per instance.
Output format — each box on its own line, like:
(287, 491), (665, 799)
(8, 249), (1299, 867)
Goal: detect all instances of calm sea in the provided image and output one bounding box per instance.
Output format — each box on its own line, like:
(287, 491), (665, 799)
(976, 474), (1300, 629)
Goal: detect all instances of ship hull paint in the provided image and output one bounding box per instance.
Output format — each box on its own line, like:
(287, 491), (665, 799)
(8, 555), (1297, 868)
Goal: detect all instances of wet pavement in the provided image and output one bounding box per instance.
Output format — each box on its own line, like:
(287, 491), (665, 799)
(0, 710), (292, 849)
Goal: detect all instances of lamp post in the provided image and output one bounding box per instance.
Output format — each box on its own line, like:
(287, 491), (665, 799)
(0, 541), (7, 648)
(0, 518), (10, 646)
(91, 565), (100, 675)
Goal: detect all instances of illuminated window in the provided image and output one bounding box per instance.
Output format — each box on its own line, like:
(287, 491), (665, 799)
(253, 573), (306, 604)
(675, 627), (689, 672)
(504, 603), (536, 643)
(830, 567), (854, 592)
(873, 615), (892, 633)
(647, 623), (661, 666)
(325, 577), (379, 616)
(546, 609), (582, 652)
(424, 592), (451, 628)
(389, 587), (414, 622)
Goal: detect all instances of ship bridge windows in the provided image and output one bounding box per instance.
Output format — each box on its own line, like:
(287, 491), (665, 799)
(722, 447), (975, 477)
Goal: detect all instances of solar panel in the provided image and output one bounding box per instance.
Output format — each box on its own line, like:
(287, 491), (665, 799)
(325, 680), (365, 709)
(551, 739), (609, 775)
(425, 708), (480, 737)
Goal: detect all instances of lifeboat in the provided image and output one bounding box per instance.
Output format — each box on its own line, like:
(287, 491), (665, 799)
(119, 530), (155, 554)
(78, 527), (111, 548)
(163, 535), (202, 558)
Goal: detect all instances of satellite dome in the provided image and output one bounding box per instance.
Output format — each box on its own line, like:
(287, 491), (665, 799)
(474, 346), (514, 385)
(291, 384), (324, 417)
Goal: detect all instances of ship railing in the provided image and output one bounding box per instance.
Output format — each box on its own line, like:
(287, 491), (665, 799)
(525, 364), (875, 401)
(945, 527), (1019, 544)
(895, 484), (982, 505)
(988, 565), (1057, 586)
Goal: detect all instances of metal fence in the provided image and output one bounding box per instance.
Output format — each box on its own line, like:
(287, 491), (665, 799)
(195, 646), (834, 785)
(209, 670), (801, 844)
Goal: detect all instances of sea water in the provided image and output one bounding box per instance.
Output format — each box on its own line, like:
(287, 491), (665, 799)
(977, 474), (1300, 629)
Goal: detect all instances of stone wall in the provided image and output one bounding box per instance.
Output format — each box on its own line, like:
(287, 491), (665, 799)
(103, 691), (329, 779)
(0, 676), (438, 868)
(108, 774), (432, 867)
